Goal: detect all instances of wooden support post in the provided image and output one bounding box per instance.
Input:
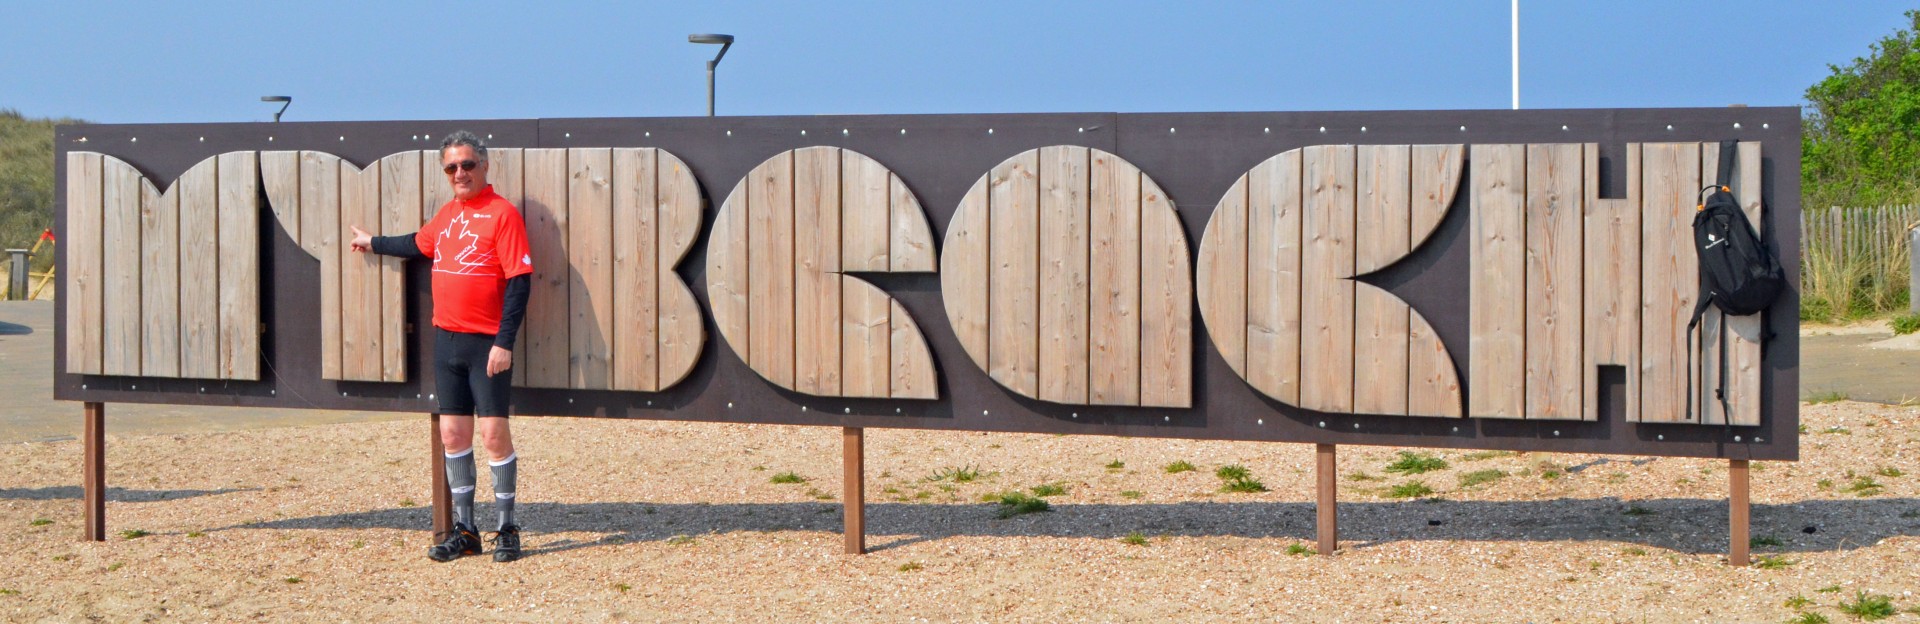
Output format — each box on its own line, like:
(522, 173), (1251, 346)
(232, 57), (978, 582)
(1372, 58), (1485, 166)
(843, 427), (866, 555)
(1316, 443), (1337, 555)
(1729, 459), (1750, 567)
(82, 402), (105, 542)
(429, 414), (451, 538)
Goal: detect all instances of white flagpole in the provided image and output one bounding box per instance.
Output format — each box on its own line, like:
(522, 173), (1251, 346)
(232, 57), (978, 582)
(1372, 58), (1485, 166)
(1512, 0), (1520, 109)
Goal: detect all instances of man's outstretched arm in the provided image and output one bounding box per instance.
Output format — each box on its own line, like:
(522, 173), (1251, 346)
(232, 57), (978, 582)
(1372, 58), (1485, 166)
(348, 225), (428, 259)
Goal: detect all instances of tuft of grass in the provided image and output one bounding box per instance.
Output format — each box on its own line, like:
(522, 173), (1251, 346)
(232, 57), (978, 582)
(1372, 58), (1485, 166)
(29, 519), (51, 527)
(897, 562), (923, 572)
(1621, 546), (1647, 556)
(1806, 391), (1849, 405)
(1029, 483), (1068, 497)
(117, 529), (150, 540)
(1120, 531), (1149, 546)
(0, 589), (17, 596)
(993, 492), (1052, 518)
(613, 583), (631, 593)
(1163, 460), (1197, 474)
(1787, 612), (1830, 624)
(1214, 465), (1251, 480)
(1891, 313), (1920, 335)
(1285, 543), (1314, 556)
(1753, 555), (1796, 569)
(1384, 451), (1448, 475)
(1623, 505), (1656, 517)
(1105, 460), (1126, 470)
(283, 577), (302, 584)
(1845, 476), (1885, 497)
(770, 471), (807, 484)
(106, 562), (125, 572)
(1817, 585), (1844, 594)
(1458, 469), (1508, 487)
(1119, 490), (1145, 500)
(1875, 466), (1905, 478)
(1750, 535), (1785, 548)
(187, 531), (206, 538)
(805, 487), (835, 501)
(667, 534), (697, 546)
(1817, 478), (1836, 491)
(1784, 594), (1813, 610)
(1839, 590), (1896, 620)
(398, 499), (417, 508)
(1385, 481), (1435, 499)
(348, 539), (363, 549)
(928, 466), (983, 483)
(1460, 450), (1516, 462)
(1220, 476), (1268, 493)
(1346, 471), (1383, 482)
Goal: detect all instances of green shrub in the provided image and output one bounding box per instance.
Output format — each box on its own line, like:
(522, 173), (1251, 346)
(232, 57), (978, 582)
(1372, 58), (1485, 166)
(993, 492), (1051, 518)
(1214, 465), (1251, 480)
(770, 471), (806, 484)
(1385, 481), (1434, 498)
(1839, 590), (1896, 620)
(1163, 460), (1197, 474)
(1458, 469), (1507, 487)
(1384, 452), (1448, 475)
(1892, 313), (1920, 335)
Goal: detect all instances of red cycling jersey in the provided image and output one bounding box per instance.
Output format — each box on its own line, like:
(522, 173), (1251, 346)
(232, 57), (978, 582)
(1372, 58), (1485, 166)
(414, 185), (534, 335)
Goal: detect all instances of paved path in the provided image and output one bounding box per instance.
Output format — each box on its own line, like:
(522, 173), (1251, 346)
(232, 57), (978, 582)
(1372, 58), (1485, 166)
(0, 301), (410, 443)
(5, 300), (1918, 443)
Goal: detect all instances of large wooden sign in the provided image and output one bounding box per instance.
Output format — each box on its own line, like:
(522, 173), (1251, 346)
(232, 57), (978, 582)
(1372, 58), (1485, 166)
(53, 109), (1802, 460)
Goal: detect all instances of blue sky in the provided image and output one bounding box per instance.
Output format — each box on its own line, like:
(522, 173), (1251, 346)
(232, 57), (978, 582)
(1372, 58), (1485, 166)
(3, 1), (1911, 123)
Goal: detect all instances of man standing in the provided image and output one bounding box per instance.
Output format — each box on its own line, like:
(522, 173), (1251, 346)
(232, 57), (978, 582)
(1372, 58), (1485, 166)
(349, 131), (532, 563)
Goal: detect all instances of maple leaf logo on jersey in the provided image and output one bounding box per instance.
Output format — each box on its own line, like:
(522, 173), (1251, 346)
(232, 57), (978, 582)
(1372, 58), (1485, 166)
(432, 211), (495, 276)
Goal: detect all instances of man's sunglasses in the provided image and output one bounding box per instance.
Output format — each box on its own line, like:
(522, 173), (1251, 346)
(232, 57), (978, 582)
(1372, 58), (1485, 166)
(442, 160), (479, 174)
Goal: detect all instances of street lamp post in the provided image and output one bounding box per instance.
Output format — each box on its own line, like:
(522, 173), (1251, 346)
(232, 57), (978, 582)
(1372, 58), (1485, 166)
(688, 34), (735, 117)
(261, 96), (292, 122)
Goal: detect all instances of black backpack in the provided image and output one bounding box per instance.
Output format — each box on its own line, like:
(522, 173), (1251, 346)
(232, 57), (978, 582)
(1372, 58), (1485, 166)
(1685, 140), (1784, 422)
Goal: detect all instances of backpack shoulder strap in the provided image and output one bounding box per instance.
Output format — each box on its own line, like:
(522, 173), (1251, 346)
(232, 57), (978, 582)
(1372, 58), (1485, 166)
(1715, 139), (1737, 187)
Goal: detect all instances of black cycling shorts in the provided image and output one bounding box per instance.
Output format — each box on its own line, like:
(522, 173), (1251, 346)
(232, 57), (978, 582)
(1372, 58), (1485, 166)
(434, 328), (513, 418)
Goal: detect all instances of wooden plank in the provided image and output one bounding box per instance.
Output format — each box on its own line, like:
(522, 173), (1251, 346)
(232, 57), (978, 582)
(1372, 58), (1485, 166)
(259, 151), (301, 245)
(1410, 145), (1465, 252)
(1524, 143), (1583, 420)
(1037, 145), (1089, 404)
(82, 402), (104, 541)
(140, 176), (179, 377)
(340, 162), (382, 381)
(1407, 308), (1463, 417)
(379, 151), (421, 382)
(1582, 143), (1642, 423)
(1354, 145), (1410, 416)
(793, 146), (842, 396)
(842, 280), (891, 398)
(842, 427), (866, 555)
(1138, 175), (1192, 408)
(1639, 142), (1701, 423)
(1469, 144), (1526, 419)
(1088, 149), (1141, 405)
(1246, 153), (1301, 403)
(101, 157), (142, 376)
(840, 150), (890, 272)
(747, 150), (796, 389)
(1300, 145), (1356, 414)
(178, 156), (220, 379)
(300, 152), (342, 379)
(709, 178), (751, 366)
(421, 149), (457, 226)
(889, 174), (936, 272)
(889, 298), (938, 399)
(488, 148), (525, 375)
(1697, 143), (1727, 425)
(1197, 174), (1249, 381)
(611, 148), (659, 392)
(988, 150), (1040, 397)
(942, 174), (992, 373)
(1725, 142), (1764, 427)
(520, 148), (571, 388)
(655, 150), (705, 390)
(1409, 144), (1465, 418)
(567, 148), (614, 390)
(216, 151), (260, 380)
(65, 152), (103, 375)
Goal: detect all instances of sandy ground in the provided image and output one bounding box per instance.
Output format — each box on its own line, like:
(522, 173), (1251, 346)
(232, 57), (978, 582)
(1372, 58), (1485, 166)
(3, 402), (1919, 623)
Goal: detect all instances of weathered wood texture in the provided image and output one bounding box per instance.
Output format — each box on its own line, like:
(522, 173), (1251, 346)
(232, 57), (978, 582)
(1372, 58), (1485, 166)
(67, 153), (258, 380)
(943, 147), (1190, 407)
(1583, 143), (1642, 423)
(1692, 142), (1765, 427)
(1639, 142), (1702, 423)
(712, 147), (938, 399)
(1468, 144), (1527, 418)
(1523, 144), (1583, 420)
(1197, 145), (1463, 417)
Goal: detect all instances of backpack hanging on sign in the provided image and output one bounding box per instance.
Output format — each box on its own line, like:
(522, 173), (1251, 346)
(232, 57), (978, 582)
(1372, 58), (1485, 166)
(1685, 140), (1784, 423)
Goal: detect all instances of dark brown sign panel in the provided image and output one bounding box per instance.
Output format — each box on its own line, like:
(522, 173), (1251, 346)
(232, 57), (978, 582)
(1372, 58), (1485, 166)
(53, 108), (1801, 461)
